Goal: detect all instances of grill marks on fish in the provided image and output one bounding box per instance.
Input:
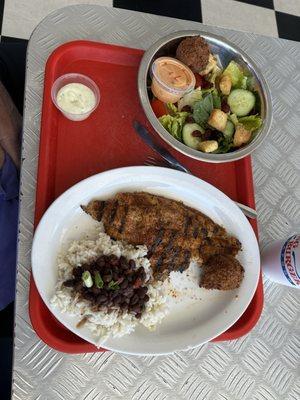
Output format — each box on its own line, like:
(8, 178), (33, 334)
(81, 200), (105, 221)
(109, 200), (118, 225)
(151, 230), (178, 277)
(118, 204), (128, 234)
(184, 215), (191, 236)
(82, 192), (242, 279)
(148, 228), (165, 259)
(193, 226), (199, 239)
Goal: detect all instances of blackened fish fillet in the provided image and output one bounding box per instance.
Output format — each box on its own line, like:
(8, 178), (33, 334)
(81, 192), (241, 279)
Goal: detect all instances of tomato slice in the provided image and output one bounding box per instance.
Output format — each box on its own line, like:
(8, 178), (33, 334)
(194, 73), (204, 88)
(151, 99), (167, 118)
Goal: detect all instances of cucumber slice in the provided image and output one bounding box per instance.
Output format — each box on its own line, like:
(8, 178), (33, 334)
(222, 120), (235, 139)
(182, 123), (204, 149)
(227, 89), (255, 117)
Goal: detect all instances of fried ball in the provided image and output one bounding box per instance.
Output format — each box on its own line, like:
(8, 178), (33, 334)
(200, 254), (244, 290)
(176, 36), (210, 73)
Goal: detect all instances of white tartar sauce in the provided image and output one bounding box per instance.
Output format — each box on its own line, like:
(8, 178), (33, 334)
(56, 83), (96, 114)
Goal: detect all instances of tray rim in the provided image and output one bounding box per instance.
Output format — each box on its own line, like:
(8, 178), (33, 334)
(29, 39), (264, 353)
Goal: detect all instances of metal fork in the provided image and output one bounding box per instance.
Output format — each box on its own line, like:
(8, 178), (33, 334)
(144, 156), (257, 220)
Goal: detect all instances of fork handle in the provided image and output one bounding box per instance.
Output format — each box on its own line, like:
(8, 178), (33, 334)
(167, 164), (257, 219)
(233, 202), (257, 219)
(159, 152), (191, 174)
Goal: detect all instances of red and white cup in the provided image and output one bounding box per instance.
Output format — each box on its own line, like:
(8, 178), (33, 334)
(262, 234), (300, 288)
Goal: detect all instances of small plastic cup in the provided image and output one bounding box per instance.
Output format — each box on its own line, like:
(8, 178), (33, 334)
(262, 235), (300, 288)
(51, 73), (100, 121)
(151, 57), (195, 103)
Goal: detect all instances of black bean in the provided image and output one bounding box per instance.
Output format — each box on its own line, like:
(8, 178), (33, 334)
(120, 279), (128, 289)
(112, 273), (119, 281)
(103, 274), (111, 282)
(109, 255), (119, 265)
(83, 292), (94, 301)
(63, 279), (76, 287)
(119, 256), (127, 266)
(106, 291), (112, 300)
(73, 267), (83, 278)
(130, 294), (139, 305)
(131, 304), (142, 314)
(136, 287), (147, 297)
(82, 263), (92, 271)
(123, 288), (133, 297)
(140, 271), (146, 280)
(113, 295), (122, 304)
(91, 262), (99, 271)
(120, 264), (128, 271)
(97, 294), (107, 304)
(75, 282), (83, 291)
(91, 287), (100, 295)
(143, 294), (150, 302)
(129, 259), (136, 269)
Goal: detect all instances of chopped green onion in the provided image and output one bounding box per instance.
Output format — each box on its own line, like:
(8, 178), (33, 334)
(82, 271), (93, 288)
(94, 271), (104, 289)
(108, 280), (120, 291)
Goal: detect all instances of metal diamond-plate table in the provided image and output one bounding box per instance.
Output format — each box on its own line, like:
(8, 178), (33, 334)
(13, 5), (300, 400)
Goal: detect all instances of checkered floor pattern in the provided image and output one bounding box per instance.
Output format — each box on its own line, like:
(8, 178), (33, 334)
(0, 0), (299, 43)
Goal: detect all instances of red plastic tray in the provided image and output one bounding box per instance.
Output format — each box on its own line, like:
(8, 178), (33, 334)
(29, 40), (263, 353)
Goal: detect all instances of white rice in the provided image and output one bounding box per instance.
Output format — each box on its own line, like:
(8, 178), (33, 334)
(51, 223), (170, 345)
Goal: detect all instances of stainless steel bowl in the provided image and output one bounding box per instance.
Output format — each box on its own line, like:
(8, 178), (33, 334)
(138, 30), (272, 163)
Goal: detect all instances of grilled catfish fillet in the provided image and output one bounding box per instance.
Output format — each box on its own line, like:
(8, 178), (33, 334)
(81, 192), (241, 279)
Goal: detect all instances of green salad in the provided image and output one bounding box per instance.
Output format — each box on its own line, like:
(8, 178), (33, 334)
(158, 60), (262, 154)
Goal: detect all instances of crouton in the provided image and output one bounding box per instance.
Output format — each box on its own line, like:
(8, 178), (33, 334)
(198, 140), (218, 153)
(208, 109), (228, 131)
(219, 74), (232, 95)
(233, 124), (251, 147)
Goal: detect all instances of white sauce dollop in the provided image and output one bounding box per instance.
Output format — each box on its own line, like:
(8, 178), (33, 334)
(56, 83), (96, 115)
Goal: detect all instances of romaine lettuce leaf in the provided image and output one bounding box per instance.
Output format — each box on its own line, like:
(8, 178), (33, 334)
(212, 89), (221, 109)
(238, 115), (262, 132)
(192, 93), (214, 126)
(166, 102), (178, 115)
(246, 76), (255, 91)
(253, 91), (261, 114)
(159, 112), (189, 141)
(178, 88), (202, 111)
(207, 64), (222, 85)
(212, 137), (233, 154)
(223, 61), (244, 88)
(240, 76), (248, 90)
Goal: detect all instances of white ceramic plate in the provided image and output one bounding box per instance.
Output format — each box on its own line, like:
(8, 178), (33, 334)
(32, 166), (260, 355)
